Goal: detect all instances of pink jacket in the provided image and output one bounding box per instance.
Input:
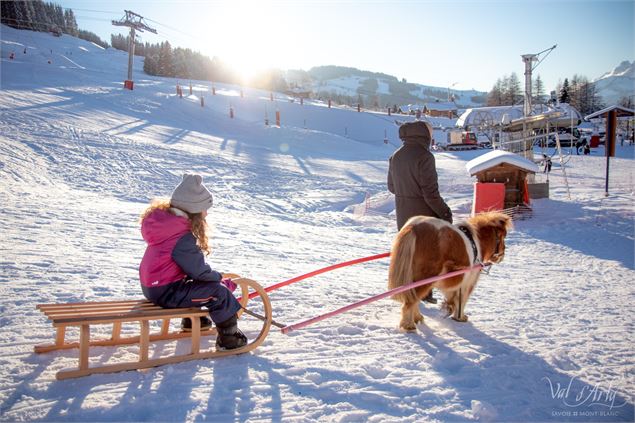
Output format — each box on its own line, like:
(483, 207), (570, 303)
(139, 209), (191, 287)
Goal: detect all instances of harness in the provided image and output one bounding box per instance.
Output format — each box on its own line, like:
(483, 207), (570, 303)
(457, 225), (479, 264)
(454, 224), (487, 322)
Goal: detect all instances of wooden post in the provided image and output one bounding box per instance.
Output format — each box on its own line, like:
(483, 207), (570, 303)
(607, 110), (617, 158)
(79, 324), (90, 370)
(56, 326), (66, 347)
(161, 319), (170, 336)
(190, 316), (200, 354)
(111, 321), (122, 341)
(605, 110), (617, 196)
(139, 320), (150, 362)
(275, 110), (280, 126)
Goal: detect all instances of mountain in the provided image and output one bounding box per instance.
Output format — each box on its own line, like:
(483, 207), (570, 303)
(593, 60), (635, 105)
(287, 65), (488, 109)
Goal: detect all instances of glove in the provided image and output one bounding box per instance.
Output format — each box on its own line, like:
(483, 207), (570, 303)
(221, 278), (237, 293)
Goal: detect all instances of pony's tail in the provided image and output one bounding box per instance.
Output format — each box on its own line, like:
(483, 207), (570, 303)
(388, 226), (418, 304)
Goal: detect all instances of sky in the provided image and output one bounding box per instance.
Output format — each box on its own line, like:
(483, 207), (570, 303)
(57, 0), (635, 93)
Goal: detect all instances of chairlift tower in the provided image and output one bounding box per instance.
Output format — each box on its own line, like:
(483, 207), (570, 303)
(112, 10), (156, 89)
(521, 54), (538, 117)
(521, 45), (556, 117)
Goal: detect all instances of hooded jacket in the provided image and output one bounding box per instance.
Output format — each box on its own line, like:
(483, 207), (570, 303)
(139, 208), (223, 287)
(388, 122), (452, 229)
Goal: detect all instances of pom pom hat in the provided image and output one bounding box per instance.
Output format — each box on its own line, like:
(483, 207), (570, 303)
(170, 174), (213, 214)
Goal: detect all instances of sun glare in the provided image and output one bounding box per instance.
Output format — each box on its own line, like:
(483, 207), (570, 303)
(205, 1), (298, 84)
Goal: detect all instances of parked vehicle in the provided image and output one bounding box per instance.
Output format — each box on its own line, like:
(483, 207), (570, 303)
(548, 127), (580, 147)
(445, 130), (478, 150)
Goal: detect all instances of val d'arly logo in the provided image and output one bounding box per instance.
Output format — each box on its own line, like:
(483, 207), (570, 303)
(542, 375), (628, 410)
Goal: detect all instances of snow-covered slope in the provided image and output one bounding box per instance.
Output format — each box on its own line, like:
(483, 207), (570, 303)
(593, 60), (635, 105)
(305, 66), (487, 108)
(1, 25), (634, 422)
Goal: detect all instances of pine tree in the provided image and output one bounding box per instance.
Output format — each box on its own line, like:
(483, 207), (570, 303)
(143, 54), (158, 75)
(64, 9), (78, 36)
(533, 74), (545, 104)
(487, 78), (504, 106)
(158, 41), (174, 77)
(508, 72), (522, 105)
(559, 78), (570, 103)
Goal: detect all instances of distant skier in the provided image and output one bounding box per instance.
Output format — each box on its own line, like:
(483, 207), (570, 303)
(543, 154), (552, 173)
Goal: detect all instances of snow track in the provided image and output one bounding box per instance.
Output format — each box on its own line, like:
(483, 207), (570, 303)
(1, 25), (633, 422)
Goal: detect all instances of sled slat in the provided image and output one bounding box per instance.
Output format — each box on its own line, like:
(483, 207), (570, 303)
(34, 277), (273, 380)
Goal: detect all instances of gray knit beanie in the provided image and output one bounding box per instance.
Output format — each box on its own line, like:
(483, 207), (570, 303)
(170, 174), (213, 214)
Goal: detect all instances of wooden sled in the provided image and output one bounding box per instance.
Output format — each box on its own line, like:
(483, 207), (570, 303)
(34, 276), (272, 380)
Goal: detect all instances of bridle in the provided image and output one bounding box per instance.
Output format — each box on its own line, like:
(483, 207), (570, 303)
(490, 229), (504, 262)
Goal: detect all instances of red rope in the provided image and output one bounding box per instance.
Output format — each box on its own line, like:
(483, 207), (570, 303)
(246, 252), (390, 300)
(281, 263), (484, 334)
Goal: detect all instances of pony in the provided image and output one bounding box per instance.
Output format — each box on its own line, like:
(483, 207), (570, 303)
(388, 212), (512, 331)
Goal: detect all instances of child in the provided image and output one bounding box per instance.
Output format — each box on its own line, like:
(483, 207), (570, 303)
(139, 174), (247, 350)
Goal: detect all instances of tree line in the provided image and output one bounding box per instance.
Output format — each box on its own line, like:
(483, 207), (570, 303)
(111, 34), (287, 91)
(486, 72), (604, 115)
(555, 75), (604, 116)
(1, 0), (108, 49)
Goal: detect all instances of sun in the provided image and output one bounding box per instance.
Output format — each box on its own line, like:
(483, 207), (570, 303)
(202, 1), (297, 84)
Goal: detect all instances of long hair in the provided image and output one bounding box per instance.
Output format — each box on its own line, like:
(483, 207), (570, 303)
(140, 198), (211, 255)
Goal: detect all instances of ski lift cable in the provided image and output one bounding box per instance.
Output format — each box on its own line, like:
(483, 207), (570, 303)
(143, 17), (200, 41)
(61, 7), (120, 14)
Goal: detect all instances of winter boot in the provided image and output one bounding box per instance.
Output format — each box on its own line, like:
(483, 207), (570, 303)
(215, 314), (247, 351)
(181, 316), (213, 332)
(423, 290), (437, 304)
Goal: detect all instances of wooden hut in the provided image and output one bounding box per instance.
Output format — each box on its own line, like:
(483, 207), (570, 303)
(466, 150), (539, 214)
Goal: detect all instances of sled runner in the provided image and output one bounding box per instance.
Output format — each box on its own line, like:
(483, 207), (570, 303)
(34, 276), (272, 380)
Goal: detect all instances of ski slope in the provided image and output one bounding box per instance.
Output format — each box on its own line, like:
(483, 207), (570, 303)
(1, 25), (634, 422)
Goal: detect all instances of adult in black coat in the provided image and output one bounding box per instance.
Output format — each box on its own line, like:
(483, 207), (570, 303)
(388, 120), (453, 230)
(387, 120), (453, 304)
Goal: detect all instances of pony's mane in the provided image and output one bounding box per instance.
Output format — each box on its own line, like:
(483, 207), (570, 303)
(468, 212), (512, 231)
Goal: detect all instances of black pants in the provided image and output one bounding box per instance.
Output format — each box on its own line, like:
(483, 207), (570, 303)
(142, 279), (240, 324)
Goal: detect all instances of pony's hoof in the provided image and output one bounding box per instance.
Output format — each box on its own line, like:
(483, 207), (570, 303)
(399, 322), (418, 332)
(451, 315), (469, 322)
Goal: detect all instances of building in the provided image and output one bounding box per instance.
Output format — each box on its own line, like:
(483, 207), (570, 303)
(424, 101), (458, 118)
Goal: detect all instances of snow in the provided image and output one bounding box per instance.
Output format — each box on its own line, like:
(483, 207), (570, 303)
(456, 103), (582, 129)
(466, 150), (539, 176)
(1, 25), (634, 422)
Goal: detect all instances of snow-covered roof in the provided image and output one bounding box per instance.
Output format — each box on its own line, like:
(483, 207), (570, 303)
(425, 101), (457, 111)
(585, 105), (635, 120)
(465, 150), (539, 176)
(456, 103), (582, 129)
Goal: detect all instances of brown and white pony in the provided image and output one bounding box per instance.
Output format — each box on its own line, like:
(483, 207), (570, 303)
(388, 212), (512, 331)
